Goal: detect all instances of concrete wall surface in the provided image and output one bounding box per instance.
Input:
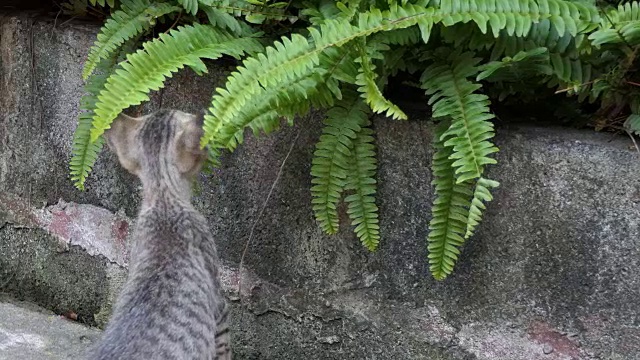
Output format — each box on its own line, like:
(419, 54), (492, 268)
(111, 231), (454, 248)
(1, 14), (639, 360)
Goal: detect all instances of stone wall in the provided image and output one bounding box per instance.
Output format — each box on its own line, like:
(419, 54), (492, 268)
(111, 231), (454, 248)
(1, 14), (639, 360)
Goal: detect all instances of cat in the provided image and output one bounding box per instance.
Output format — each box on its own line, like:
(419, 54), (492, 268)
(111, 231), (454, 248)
(88, 109), (230, 360)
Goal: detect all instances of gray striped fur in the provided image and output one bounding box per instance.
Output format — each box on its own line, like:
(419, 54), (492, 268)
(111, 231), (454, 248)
(88, 110), (230, 360)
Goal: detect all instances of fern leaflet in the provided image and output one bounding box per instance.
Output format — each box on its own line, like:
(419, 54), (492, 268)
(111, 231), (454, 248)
(200, 0), (290, 24)
(71, 59), (116, 190)
(465, 177), (500, 238)
(427, 121), (474, 280)
(589, 1), (640, 46)
(179, 0), (198, 15)
(355, 38), (407, 120)
(202, 0), (596, 150)
(422, 51), (499, 280)
(83, 0), (180, 80)
(311, 91), (369, 234)
(203, 6), (254, 35)
(344, 119), (380, 251)
(88, 24), (262, 143)
(202, 4), (442, 149)
(422, 51), (499, 184)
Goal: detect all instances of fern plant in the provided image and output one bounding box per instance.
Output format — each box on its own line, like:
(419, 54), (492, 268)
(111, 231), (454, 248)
(71, 0), (639, 280)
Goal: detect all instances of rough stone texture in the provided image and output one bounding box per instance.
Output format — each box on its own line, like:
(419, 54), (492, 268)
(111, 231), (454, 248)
(0, 298), (101, 360)
(1, 14), (640, 360)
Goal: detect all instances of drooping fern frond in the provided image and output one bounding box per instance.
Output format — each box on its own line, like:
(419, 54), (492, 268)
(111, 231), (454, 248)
(202, 1), (600, 152)
(344, 119), (380, 251)
(88, 24), (262, 143)
(422, 51), (499, 184)
(422, 51), (499, 280)
(201, 4), (444, 150)
(465, 177), (500, 238)
(204, 46), (356, 170)
(427, 121), (474, 280)
(355, 38), (407, 120)
(311, 92), (369, 234)
(70, 61), (112, 190)
(72, 39), (143, 190)
(82, 0), (180, 80)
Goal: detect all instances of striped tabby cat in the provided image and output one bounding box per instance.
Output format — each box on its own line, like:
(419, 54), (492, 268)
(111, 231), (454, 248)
(88, 110), (230, 359)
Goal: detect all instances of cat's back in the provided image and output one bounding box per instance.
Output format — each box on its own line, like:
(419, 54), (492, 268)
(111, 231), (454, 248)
(89, 110), (230, 360)
(91, 205), (224, 360)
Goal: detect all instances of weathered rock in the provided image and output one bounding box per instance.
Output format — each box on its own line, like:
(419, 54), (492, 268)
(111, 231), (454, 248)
(1, 14), (639, 360)
(0, 297), (101, 360)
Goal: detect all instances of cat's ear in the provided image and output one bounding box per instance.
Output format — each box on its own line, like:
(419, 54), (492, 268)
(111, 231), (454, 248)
(104, 113), (142, 175)
(175, 113), (206, 176)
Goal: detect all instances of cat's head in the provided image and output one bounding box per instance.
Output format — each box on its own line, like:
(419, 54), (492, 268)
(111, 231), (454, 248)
(104, 109), (206, 182)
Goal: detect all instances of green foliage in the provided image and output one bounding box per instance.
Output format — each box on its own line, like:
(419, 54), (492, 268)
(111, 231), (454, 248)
(465, 177), (500, 239)
(311, 93), (368, 235)
(344, 121), (380, 251)
(201, 0), (291, 24)
(355, 38), (408, 120)
(88, 23), (262, 142)
(82, 0), (180, 79)
(590, 2), (640, 46)
(70, 61), (112, 190)
(177, 0), (198, 15)
(310, 90), (379, 249)
(428, 121), (474, 280)
(625, 113), (640, 135)
(73, 0), (639, 280)
(422, 51), (498, 183)
(421, 50), (499, 278)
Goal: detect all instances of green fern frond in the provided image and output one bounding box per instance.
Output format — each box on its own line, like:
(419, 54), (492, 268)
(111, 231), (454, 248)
(344, 119), (379, 251)
(610, 1), (640, 23)
(299, 0), (341, 25)
(204, 47), (355, 160)
(589, 1), (640, 46)
(548, 53), (592, 84)
(465, 177), (500, 238)
(88, 24), (262, 143)
(82, 0), (180, 80)
(376, 27), (422, 45)
(355, 38), (407, 120)
(422, 51), (499, 184)
(201, 0), (290, 24)
(423, 51), (500, 280)
(202, 1), (602, 151)
(427, 121), (474, 281)
(202, 4), (445, 149)
(90, 0), (116, 6)
(72, 38), (144, 189)
(311, 92), (369, 234)
(477, 47), (551, 81)
(211, 70), (333, 155)
(203, 6), (254, 35)
(178, 0), (198, 15)
(439, 0), (598, 38)
(71, 59), (116, 190)
(625, 113), (640, 136)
